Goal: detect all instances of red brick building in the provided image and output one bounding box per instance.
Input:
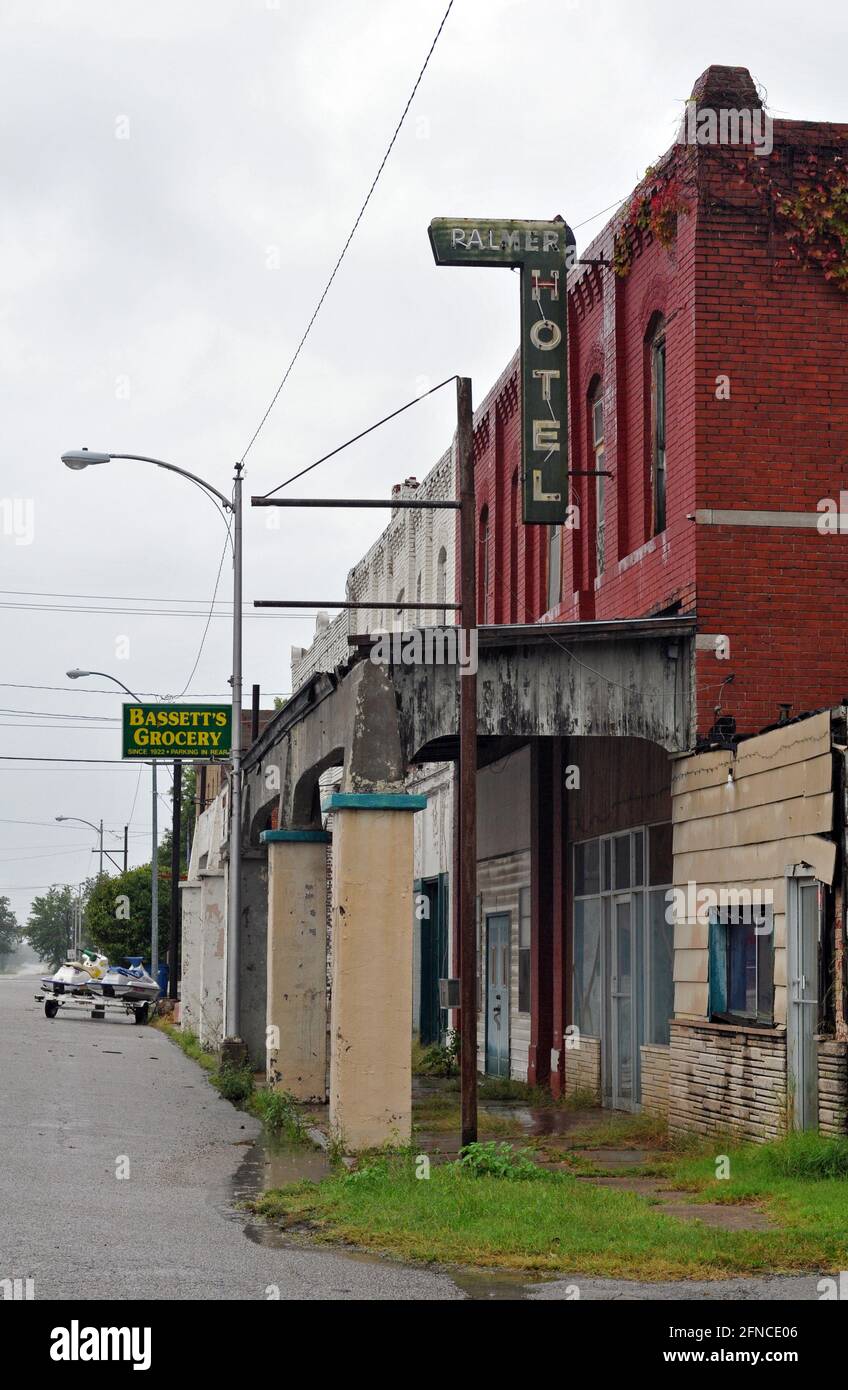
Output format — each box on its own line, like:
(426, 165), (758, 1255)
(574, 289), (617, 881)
(464, 64), (848, 1128)
(470, 63), (848, 739)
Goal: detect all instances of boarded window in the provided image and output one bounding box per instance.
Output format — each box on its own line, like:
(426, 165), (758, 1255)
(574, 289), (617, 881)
(708, 907), (774, 1026)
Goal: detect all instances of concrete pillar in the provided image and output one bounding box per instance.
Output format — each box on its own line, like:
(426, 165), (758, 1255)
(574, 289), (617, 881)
(262, 829), (329, 1101)
(198, 871), (225, 1050)
(179, 881), (202, 1035)
(325, 792), (425, 1151)
(238, 853), (268, 1068)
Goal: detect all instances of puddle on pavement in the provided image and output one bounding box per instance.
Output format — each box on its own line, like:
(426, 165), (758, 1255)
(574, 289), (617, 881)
(225, 1133), (538, 1298)
(227, 1133), (332, 1208)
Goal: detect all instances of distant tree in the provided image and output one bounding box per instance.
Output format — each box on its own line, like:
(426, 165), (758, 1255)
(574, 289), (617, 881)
(0, 896), (20, 960)
(27, 886), (75, 969)
(83, 863), (168, 964)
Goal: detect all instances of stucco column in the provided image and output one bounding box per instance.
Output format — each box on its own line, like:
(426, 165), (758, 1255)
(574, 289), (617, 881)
(261, 829), (329, 1102)
(324, 792), (425, 1151)
(198, 870), (225, 1050)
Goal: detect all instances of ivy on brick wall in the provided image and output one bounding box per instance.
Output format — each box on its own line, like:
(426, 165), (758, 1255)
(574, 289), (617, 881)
(748, 150), (848, 293)
(612, 172), (691, 278)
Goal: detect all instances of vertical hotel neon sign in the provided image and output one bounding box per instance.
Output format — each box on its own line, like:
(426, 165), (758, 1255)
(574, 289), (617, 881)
(428, 217), (576, 524)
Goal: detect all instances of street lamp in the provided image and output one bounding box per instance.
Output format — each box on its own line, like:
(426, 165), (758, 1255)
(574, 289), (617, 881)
(67, 670), (161, 979)
(56, 814), (104, 876)
(62, 450), (244, 1041)
(55, 815), (127, 876)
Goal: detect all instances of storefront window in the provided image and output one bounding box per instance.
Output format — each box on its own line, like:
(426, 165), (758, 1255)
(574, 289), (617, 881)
(572, 824), (674, 1063)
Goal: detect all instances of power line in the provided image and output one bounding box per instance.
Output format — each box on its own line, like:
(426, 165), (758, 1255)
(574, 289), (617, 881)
(0, 683), (287, 697)
(0, 600), (317, 619)
(239, 0), (456, 466)
(0, 723), (121, 731)
(0, 756), (152, 764)
(0, 707), (120, 722)
(261, 375), (458, 499)
(173, 520), (232, 699)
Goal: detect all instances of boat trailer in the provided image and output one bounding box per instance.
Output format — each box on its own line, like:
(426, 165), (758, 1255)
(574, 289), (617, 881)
(34, 989), (152, 1025)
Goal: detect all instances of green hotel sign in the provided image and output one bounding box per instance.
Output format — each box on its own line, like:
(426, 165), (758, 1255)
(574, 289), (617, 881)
(428, 217), (576, 524)
(121, 703), (232, 760)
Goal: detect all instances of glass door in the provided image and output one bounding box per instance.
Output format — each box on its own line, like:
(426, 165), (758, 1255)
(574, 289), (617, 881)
(610, 895), (635, 1109)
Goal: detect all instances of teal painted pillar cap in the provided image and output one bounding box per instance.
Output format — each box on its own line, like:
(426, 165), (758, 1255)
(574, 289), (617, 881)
(321, 792), (427, 813)
(260, 828), (331, 843)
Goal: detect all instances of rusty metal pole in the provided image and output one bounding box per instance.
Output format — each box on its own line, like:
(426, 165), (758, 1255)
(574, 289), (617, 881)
(457, 376), (478, 1148)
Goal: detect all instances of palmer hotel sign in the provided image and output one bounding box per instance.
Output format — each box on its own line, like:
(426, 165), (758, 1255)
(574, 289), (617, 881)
(428, 217), (576, 524)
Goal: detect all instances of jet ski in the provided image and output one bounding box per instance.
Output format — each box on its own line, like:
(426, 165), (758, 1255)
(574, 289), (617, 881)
(40, 949), (107, 996)
(87, 959), (160, 1003)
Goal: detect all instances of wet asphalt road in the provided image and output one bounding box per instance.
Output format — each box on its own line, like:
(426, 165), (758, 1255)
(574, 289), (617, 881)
(0, 975), (824, 1301)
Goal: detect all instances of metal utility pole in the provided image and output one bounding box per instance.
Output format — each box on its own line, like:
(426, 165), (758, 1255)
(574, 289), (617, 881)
(169, 760), (182, 999)
(123, 825), (128, 873)
(226, 463), (243, 1041)
(457, 376), (478, 1148)
(151, 761), (159, 980)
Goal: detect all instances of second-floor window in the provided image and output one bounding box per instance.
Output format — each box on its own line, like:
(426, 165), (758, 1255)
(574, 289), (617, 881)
(436, 546), (447, 623)
(650, 322), (667, 534)
(478, 508), (489, 623)
(592, 389), (606, 577)
(547, 523), (561, 610)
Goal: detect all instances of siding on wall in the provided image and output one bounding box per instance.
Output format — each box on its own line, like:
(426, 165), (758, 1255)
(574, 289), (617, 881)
(670, 711), (835, 1027)
(669, 1020), (787, 1140)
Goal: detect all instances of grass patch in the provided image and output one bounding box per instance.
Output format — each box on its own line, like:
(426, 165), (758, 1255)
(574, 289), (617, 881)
(155, 1020), (313, 1143)
(413, 1031), (460, 1078)
(249, 1147), (848, 1278)
(557, 1107), (675, 1152)
(249, 1087), (309, 1143)
(665, 1132), (848, 1238)
(154, 1021), (217, 1072)
(413, 1093), (529, 1139)
(213, 1061), (255, 1106)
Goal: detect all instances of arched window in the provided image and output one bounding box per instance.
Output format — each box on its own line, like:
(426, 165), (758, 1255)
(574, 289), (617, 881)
(648, 315), (667, 535)
(436, 546), (447, 623)
(510, 471), (519, 623)
(547, 521), (561, 611)
(478, 507), (489, 624)
(591, 380), (606, 578)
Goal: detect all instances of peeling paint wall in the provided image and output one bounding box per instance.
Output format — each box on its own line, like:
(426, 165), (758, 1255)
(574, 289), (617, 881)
(671, 710), (835, 1024)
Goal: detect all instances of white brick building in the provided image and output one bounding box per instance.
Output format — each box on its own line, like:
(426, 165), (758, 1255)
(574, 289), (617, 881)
(290, 445), (457, 1046)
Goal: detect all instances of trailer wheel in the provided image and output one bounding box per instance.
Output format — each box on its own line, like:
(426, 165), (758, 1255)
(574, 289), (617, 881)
(133, 1004), (149, 1026)
(44, 1000), (59, 1019)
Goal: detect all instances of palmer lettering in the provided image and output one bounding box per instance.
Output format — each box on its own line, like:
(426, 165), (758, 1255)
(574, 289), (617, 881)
(430, 214), (573, 521)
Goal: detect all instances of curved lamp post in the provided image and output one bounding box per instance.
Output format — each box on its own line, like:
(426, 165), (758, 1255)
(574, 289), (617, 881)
(56, 814), (105, 876)
(61, 447), (242, 1040)
(66, 669), (162, 978)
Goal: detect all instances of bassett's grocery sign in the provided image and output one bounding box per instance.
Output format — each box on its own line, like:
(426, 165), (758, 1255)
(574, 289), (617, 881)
(428, 216), (575, 524)
(121, 703), (231, 760)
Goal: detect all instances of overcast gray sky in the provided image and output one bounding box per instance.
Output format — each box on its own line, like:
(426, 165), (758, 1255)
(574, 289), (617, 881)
(1, 0), (845, 930)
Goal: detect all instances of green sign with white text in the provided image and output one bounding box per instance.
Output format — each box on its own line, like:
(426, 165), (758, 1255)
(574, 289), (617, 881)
(429, 217), (575, 524)
(121, 703), (232, 760)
